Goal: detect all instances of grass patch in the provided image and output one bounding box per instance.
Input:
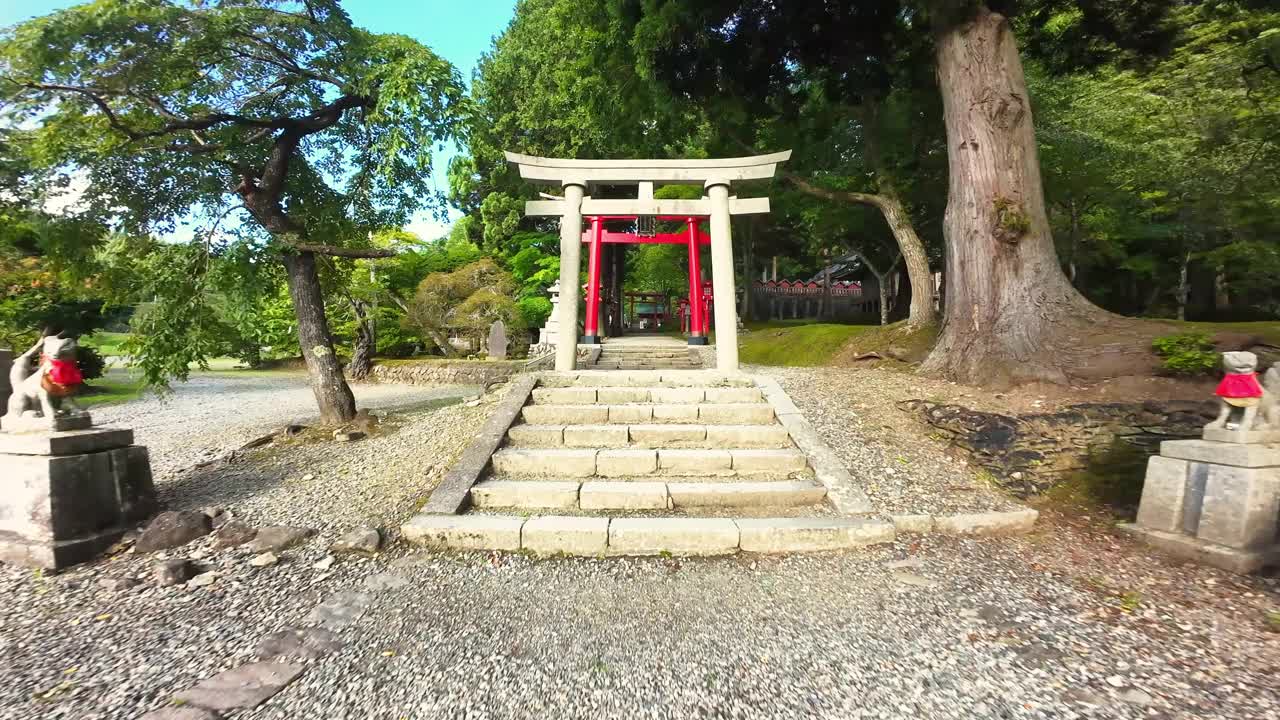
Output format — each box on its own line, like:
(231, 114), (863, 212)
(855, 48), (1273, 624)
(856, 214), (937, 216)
(832, 321), (939, 365)
(81, 331), (131, 356)
(738, 322), (875, 367)
(77, 375), (147, 408)
(1176, 320), (1280, 345)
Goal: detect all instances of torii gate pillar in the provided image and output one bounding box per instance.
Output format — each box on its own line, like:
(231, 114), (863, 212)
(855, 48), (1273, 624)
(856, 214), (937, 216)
(506, 151), (791, 372)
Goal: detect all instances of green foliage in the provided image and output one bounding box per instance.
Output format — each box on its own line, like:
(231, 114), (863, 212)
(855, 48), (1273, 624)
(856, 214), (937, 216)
(74, 345), (106, 381)
(404, 259), (525, 354)
(1151, 332), (1218, 375)
(738, 322), (873, 367)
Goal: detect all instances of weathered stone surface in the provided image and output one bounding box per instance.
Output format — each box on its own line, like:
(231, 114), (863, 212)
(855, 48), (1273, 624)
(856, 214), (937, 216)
(401, 514), (525, 551)
(306, 590), (374, 629)
(649, 387), (704, 404)
(1118, 523), (1279, 574)
(330, 527), (382, 555)
(362, 572), (411, 591)
(256, 627), (343, 661)
(737, 518), (894, 552)
(521, 515), (609, 555)
(138, 708), (220, 720)
(649, 404), (698, 423)
(1202, 427), (1280, 445)
(487, 319), (508, 360)
(658, 449), (732, 473)
(698, 403), (774, 424)
(135, 511), (212, 553)
(596, 449), (657, 477)
(628, 424), (707, 445)
(173, 662), (305, 711)
(608, 518), (739, 556)
(1196, 465), (1280, 549)
(667, 481), (825, 507)
(247, 526), (315, 554)
(188, 571), (218, 588)
(1161, 439), (1280, 468)
(154, 559), (195, 586)
(248, 551), (279, 567)
(100, 575), (141, 592)
(0, 426), (132, 456)
(211, 520), (257, 550)
(703, 387), (763, 404)
(704, 424), (791, 448)
(563, 424), (629, 447)
(0, 412), (93, 433)
(491, 448), (596, 477)
(596, 387), (650, 403)
(934, 510), (1039, 536)
(607, 405), (653, 423)
(891, 515), (935, 534)
(522, 404), (608, 425)
(505, 424), (564, 446)
(368, 360), (521, 388)
(1136, 456), (1191, 533)
(580, 481), (669, 510)
(470, 480), (580, 509)
(730, 449), (808, 474)
(531, 387), (596, 405)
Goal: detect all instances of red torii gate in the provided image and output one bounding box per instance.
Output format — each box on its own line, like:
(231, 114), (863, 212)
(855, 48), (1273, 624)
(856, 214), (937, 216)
(580, 215), (711, 345)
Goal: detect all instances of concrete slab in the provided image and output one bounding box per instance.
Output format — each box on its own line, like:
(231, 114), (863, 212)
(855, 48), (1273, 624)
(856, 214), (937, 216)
(469, 481), (581, 509)
(703, 387), (763, 404)
(1136, 456), (1191, 533)
(650, 387), (705, 404)
(596, 388), (651, 404)
(531, 387), (597, 405)
(658, 448), (732, 473)
(934, 510), (1039, 536)
(698, 404), (774, 424)
(521, 516), (609, 555)
(650, 404), (700, 423)
(596, 449), (657, 476)
(730, 449), (808, 474)
(490, 448), (597, 477)
(505, 424), (564, 446)
(401, 514), (525, 551)
(737, 518), (895, 553)
(1196, 464), (1280, 549)
(580, 481), (669, 510)
(608, 518), (739, 556)
(705, 425), (792, 448)
(608, 405), (654, 423)
(522, 405), (609, 425)
(0, 427), (133, 456)
(1160, 439), (1280, 468)
(628, 424), (707, 445)
(666, 481), (826, 507)
(563, 424), (629, 447)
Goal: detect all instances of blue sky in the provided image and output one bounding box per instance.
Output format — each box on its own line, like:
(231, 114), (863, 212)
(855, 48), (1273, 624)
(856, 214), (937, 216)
(0, 0), (519, 240)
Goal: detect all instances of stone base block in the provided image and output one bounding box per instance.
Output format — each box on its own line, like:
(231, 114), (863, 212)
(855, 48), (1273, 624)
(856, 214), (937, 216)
(401, 515), (524, 551)
(1119, 524), (1280, 574)
(0, 411), (93, 433)
(1202, 427), (1280, 445)
(0, 442), (155, 569)
(608, 518), (739, 556)
(0, 426), (133, 456)
(737, 518), (894, 553)
(521, 516), (608, 555)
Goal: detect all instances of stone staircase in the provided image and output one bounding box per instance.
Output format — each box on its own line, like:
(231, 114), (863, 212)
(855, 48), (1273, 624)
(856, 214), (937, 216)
(588, 344), (701, 370)
(403, 370), (893, 556)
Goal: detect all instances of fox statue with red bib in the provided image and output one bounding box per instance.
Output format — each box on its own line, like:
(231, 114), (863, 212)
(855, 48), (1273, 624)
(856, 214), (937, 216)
(5, 330), (87, 428)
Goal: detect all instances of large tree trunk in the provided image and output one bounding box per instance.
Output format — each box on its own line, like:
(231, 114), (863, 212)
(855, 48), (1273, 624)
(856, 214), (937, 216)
(920, 6), (1111, 387)
(282, 251), (357, 423)
(347, 298), (374, 380)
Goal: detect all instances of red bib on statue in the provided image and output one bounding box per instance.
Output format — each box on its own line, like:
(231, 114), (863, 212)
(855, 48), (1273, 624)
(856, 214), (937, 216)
(41, 357), (83, 397)
(1216, 372), (1263, 399)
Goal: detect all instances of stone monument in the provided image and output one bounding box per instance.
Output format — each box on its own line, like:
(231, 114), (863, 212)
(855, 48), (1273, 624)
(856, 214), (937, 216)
(0, 332), (155, 569)
(1124, 352), (1280, 573)
(537, 280), (562, 349)
(487, 319), (508, 360)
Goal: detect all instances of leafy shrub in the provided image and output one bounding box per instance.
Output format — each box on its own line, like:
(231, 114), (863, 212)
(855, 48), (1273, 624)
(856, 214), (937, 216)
(74, 344), (107, 381)
(1151, 333), (1218, 375)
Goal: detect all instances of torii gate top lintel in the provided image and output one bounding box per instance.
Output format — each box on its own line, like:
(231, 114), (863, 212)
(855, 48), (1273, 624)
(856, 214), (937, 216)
(503, 150), (792, 186)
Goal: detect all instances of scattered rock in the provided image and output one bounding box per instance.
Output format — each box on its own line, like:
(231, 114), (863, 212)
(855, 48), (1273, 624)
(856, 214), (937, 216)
(886, 557), (924, 570)
(1105, 675), (1127, 688)
(134, 511), (212, 553)
(282, 423), (307, 436)
(302, 473), (315, 481)
(100, 576), (140, 592)
(361, 572), (410, 592)
(313, 555), (335, 571)
(306, 590), (373, 630)
(201, 507), (224, 520)
(138, 707), (221, 720)
(247, 526), (316, 554)
(464, 399), (481, 407)
(256, 626), (344, 661)
(188, 571), (218, 588)
(212, 520), (258, 550)
(891, 571), (939, 588)
(331, 528), (381, 555)
(249, 552), (279, 568)
(1119, 688), (1154, 706)
(333, 430), (365, 442)
(154, 559), (195, 587)
(172, 662), (305, 711)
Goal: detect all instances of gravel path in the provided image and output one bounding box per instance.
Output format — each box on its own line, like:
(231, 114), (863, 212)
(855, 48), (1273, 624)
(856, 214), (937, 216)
(757, 365), (1022, 515)
(0, 368), (1276, 719)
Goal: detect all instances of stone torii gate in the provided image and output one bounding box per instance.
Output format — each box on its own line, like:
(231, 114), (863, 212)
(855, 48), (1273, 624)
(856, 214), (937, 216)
(505, 150), (791, 372)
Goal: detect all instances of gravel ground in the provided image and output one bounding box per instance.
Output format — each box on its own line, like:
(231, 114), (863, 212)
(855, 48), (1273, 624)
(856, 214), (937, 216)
(756, 365), (1021, 514)
(1, 368), (1277, 719)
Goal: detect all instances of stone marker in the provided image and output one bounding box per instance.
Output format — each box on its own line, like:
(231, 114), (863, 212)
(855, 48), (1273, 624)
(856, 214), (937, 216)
(172, 662), (305, 711)
(136, 511), (212, 553)
(1124, 353), (1280, 573)
(256, 627), (343, 661)
(247, 526), (315, 553)
(488, 319), (508, 360)
(331, 527), (381, 555)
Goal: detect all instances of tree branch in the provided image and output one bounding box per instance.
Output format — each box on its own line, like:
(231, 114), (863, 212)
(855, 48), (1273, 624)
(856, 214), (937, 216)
(292, 243), (395, 259)
(783, 172), (889, 210)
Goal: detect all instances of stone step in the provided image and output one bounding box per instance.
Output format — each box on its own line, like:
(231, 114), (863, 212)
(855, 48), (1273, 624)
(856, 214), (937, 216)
(539, 372), (755, 388)
(521, 403), (776, 426)
(506, 423), (793, 449)
(402, 514), (895, 556)
(469, 479), (826, 510)
(530, 387), (764, 405)
(489, 447), (808, 478)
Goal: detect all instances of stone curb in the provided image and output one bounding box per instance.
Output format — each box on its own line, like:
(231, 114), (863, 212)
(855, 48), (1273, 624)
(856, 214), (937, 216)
(419, 374), (538, 514)
(891, 509), (1039, 537)
(753, 375), (874, 514)
(401, 514), (897, 556)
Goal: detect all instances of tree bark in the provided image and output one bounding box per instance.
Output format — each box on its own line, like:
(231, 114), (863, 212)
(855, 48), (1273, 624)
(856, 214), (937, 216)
(282, 251), (357, 423)
(786, 175), (935, 328)
(920, 6), (1112, 387)
(1176, 251), (1191, 321)
(347, 298), (374, 380)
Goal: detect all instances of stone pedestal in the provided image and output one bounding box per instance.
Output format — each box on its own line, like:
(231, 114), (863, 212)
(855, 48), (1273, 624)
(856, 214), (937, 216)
(0, 425), (155, 569)
(1123, 433), (1280, 574)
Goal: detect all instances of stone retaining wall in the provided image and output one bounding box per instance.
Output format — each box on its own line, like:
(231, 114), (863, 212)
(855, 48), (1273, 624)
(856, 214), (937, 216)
(367, 360), (523, 387)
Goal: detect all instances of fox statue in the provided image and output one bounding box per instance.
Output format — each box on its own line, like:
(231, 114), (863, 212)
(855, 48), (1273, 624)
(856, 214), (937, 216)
(5, 331), (85, 426)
